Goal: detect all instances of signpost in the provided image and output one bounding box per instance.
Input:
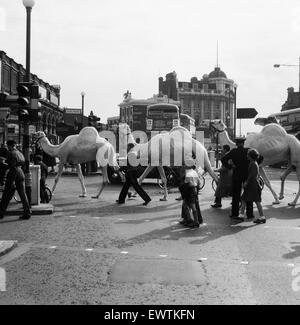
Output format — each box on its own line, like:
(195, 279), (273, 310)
(236, 108), (258, 119)
(236, 108), (258, 136)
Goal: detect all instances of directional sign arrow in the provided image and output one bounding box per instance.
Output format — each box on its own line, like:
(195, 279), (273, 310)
(236, 108), (258, 119)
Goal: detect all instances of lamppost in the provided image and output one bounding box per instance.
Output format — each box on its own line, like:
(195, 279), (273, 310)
(22, 0), (35, 204)
(274, 58), (300, 107)
(81, 91), (85, 128)
(233, 83), (237, 139)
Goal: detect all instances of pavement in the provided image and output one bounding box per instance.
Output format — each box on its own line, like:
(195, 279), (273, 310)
(0, 241), (18, 257)
(0, 168), (299, 305)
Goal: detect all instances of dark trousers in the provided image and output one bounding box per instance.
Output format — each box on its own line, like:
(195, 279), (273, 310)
(180, 184), (203, 224)
(40, 178), (47, 203)
(0, 175), (31, 217)
(232, 178), (253, 217)
(118, 169), (150, 203)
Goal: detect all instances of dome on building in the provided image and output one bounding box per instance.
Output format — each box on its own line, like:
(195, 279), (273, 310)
(208, 67), (227, 79)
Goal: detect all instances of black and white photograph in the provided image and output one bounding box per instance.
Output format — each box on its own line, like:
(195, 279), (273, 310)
(0, 0), (300, 309)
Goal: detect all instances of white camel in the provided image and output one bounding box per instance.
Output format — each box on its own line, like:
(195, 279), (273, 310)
(34, 127), (118, 199)
(210, 119), (300, 206)
(118, 123), (219, 200)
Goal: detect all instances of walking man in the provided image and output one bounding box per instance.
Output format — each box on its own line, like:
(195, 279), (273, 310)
(0, 140), (32, 220)
(117, 143), (151, 205)
(221, 137), (263, 220)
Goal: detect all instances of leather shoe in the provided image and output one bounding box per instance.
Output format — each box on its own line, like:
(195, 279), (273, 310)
(19, 215), (31, 220)
(143, 199), (151, 206)
(211, 204), (222, 208)
(116, 200), (125, 204)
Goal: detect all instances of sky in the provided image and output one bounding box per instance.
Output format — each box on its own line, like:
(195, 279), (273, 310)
(1, 0), (300, 135)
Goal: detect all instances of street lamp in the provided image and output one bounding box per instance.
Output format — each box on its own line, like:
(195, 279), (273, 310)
(81, 91), (85, 128)
(233, 83), (237, 139)
(274, 58), (300, 107)
(22, 0), (35, 204)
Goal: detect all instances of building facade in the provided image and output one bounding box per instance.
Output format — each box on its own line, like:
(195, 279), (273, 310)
(281, 87), (300, 111)
(159, 68), (237, 139)
(0, 50), (64, 144)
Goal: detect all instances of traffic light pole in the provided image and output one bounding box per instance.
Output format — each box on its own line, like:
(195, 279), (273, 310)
(24, 6), (32, 205)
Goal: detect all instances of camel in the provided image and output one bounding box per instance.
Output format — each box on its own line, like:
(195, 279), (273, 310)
(118, 123), (219, 200)
(210, 119), (300, 206)
(33, 127), (119, 199)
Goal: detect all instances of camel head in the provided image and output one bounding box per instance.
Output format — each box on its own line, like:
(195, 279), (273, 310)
(118, 123), (136, 145)
(33, 131), (47, 144)
(210, 119), (226, 133)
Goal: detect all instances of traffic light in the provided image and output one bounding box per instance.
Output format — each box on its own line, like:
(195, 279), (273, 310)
(17, 82), (31, 106)
(17, 82), (41, 122)
(28, 84), (42, 122)
(17, 82), (31, 121)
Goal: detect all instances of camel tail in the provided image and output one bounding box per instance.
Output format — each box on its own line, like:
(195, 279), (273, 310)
(203, 151), (219, 182)
(107, 143), (119, 167)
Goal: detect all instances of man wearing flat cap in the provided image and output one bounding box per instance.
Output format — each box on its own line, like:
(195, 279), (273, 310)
(0, 140), (31, 220)
(221, 137), (263, 220)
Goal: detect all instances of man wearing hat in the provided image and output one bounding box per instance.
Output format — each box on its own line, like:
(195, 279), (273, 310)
(0, 140), (31, 220)
(221, 137), (263, 220)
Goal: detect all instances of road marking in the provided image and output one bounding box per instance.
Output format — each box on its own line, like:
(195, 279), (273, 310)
(144, 220), (151, 222)
(85, 248), (94, 252)
(241, 261), (249, 265)
(159, 255), (168, 258)
(288, 263), (295, 267)
(120, 251), (128, 255)
(69, 216), (77, 218)
(49, 246), (57, 249)
(198, 258), (208, 262)
(93, 217), (100, 220)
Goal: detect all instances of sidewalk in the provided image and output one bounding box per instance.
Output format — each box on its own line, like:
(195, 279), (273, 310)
(0, 241), (18, 257)
(5, 203), (54, 216)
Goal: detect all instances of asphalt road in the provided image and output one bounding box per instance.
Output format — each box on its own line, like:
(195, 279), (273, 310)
(0, 167), (299, 305)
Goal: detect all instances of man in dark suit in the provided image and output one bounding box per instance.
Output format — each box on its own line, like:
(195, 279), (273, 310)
(0, 140), (31, 220)
(221, 137), (263, 220)
(117, 143), (151, 205)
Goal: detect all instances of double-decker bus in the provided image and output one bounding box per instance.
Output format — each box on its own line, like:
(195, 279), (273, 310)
(268, 108), (300, 135)
(180, 113), (196, 137)
(146, 103), (180, 132)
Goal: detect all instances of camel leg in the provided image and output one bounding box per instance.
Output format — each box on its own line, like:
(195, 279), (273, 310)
(279, 164), (294, 200)
(76, 164), (87, 198)
(157, 165), (168, 201)
(52, 162), (64, 194)
(288, 165), (300, 206)
(137, 165), (154, 185)
(92, 166), (108, 199)
(259, 167), (280, 205)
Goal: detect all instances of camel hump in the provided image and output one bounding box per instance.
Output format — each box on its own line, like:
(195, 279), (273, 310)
(261, 123), (287, 137)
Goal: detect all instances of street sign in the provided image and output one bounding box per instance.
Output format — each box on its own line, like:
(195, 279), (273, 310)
(236, 108), (258, 119)
(64, 108), (82, 115)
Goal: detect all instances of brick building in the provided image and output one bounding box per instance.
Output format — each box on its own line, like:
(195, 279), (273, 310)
(0, 50), (63, 145)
